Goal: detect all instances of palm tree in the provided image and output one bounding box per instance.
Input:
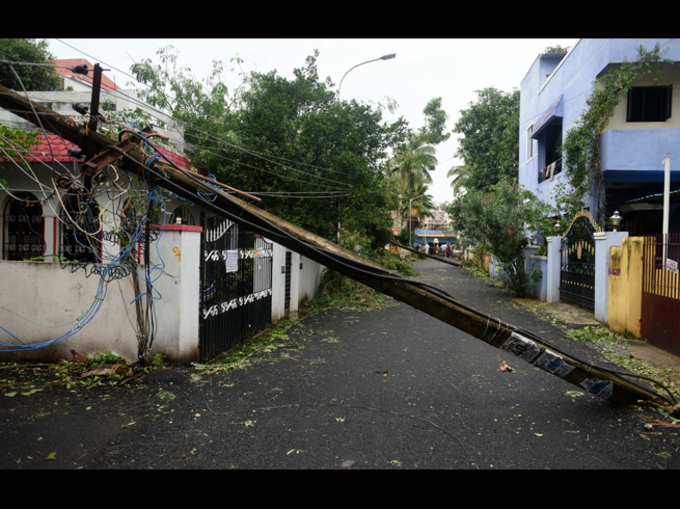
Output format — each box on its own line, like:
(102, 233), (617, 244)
(447, 163), (472, 197)
(388, 132), (438, 191)
(400, 184), (435, 233)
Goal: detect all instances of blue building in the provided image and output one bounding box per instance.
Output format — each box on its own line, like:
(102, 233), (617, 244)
(519, 39), (680, 235)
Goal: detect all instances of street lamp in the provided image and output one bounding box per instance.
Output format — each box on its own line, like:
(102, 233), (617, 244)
(338, 53), (396, 100)
(610, 210), (623, 232)
(336, 53), (396, 244)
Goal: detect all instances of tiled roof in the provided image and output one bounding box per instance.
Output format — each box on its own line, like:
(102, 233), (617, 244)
(156, 146), (191, 170)
(23, 134), (79, 163)
(52, 58), (121, 91)
(9, 134), (191, 170)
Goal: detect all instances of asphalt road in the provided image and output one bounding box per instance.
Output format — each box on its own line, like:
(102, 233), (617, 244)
(1, 259), (678, 469)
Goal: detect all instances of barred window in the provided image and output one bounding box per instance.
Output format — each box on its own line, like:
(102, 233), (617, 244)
(2, 192), (45, 261)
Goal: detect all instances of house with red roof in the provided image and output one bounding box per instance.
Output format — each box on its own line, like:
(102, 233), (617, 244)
(0, 58), (185, 154)
(0, 62), (322, 365)
(0, 130), (194, 261)
(52, 58), (121, 92)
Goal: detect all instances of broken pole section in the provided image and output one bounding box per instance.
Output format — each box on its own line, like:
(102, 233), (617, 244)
(0, 84), (670, 407)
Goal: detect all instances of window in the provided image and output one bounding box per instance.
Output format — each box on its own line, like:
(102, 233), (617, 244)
(526, 124), (535, 161)
(627, 86), (672, 122)
(2, 192), (45, 261)
(538, 121), (563, 183)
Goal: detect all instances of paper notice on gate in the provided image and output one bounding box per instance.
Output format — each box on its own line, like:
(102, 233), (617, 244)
(226, 249), (238, 273)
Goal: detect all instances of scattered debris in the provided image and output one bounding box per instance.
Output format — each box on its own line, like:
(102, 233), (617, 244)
(639, 414), (680, 429)
(80, 363), (123, 378)
(70, 350), (88, 365)
(500, 361), (513, 372)
(671, 403), (680, 419)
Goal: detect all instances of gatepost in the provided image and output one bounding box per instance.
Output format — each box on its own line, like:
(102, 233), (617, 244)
(593, 231), (628, 324)
(148, 223), (202, 365)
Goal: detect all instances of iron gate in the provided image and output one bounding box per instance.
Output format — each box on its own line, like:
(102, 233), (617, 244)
(560, 210), (601, 311)
(199, 216), (273, 362)
(641, 233), (680, 356)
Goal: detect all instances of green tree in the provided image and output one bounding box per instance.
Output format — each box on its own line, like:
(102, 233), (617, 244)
(420, 97), (451, 145)
(543, 46), (570, 55)
(0, 125), (39, 189)
(130, 48), (408, 247)
(447, 178), (553, 297)
(388, 97), (449, 190)
(447, 163), (473, 197)
(396, 184), (435, 246)
(388, 131), (438, 190)
(0, 39), (61, 91)
(452, 87), (520, 191)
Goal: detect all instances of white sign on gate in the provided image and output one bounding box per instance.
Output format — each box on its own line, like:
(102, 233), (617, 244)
(226, 249), (238, 273)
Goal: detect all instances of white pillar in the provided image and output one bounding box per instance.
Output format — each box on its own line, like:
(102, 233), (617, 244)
(147, 223), (202, 365)
(593, 231), (628, 324)
(546, 236), (561, 302)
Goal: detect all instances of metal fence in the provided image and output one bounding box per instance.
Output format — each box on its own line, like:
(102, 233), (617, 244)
(641, 233), (680, 356)
(199, 216), (272, 362)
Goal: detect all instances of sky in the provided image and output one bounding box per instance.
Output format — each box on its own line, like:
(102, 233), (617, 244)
(47, 38), (580, 205)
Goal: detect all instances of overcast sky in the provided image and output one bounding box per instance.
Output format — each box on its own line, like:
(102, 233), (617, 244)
(48, 38), (580, 204)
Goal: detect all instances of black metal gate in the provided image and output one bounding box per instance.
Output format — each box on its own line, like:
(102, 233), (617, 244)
(560, 210), (601, 311)
(199, 216), (273, 362)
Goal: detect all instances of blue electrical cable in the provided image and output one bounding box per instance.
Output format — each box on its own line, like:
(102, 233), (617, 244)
(0, 181), (163, 352)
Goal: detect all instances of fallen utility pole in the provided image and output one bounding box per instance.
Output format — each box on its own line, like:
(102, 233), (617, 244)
(0, 84), (671, 407)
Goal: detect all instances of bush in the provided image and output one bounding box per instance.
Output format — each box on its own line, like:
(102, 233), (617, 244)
(310, 230), (418, 311)
(447, 178), (552, 297)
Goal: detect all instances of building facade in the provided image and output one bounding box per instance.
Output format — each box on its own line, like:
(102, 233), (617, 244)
(519, 39), (680, 235)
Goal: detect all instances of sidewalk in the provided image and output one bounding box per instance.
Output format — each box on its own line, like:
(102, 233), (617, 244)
(1, 259), (679, 469)
(515, 292), (680, 383)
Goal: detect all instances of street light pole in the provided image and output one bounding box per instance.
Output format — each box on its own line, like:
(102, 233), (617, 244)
(409, 194), (424, 247)
(336, 53), (396, 244)
(338, 53), (396, 100)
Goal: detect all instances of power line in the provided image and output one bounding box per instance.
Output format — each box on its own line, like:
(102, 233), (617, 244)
(54, 39), (145, 90)
(45, 41), (370, 181)
(3, 43), (382, 196)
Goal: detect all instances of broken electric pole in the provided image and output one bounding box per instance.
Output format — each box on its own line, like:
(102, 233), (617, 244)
(0, 83), (672, 407)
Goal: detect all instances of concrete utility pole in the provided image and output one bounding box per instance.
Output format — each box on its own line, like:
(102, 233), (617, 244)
(0, 83), (671, 407)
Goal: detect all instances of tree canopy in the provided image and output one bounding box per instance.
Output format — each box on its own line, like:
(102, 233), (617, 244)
(447, 178), (552, 297)
(447, 163), (472, 197)
(0, 39), (61, 91)
(452, 87), (519, 191)
(543, 46), (570, 55)
(130, 48), (410, 247)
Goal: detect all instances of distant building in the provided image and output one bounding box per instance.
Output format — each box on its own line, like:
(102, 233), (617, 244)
(416, 204), (456, 247)
(52, 58), (121, 92)
(0, 58), (185, 155)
